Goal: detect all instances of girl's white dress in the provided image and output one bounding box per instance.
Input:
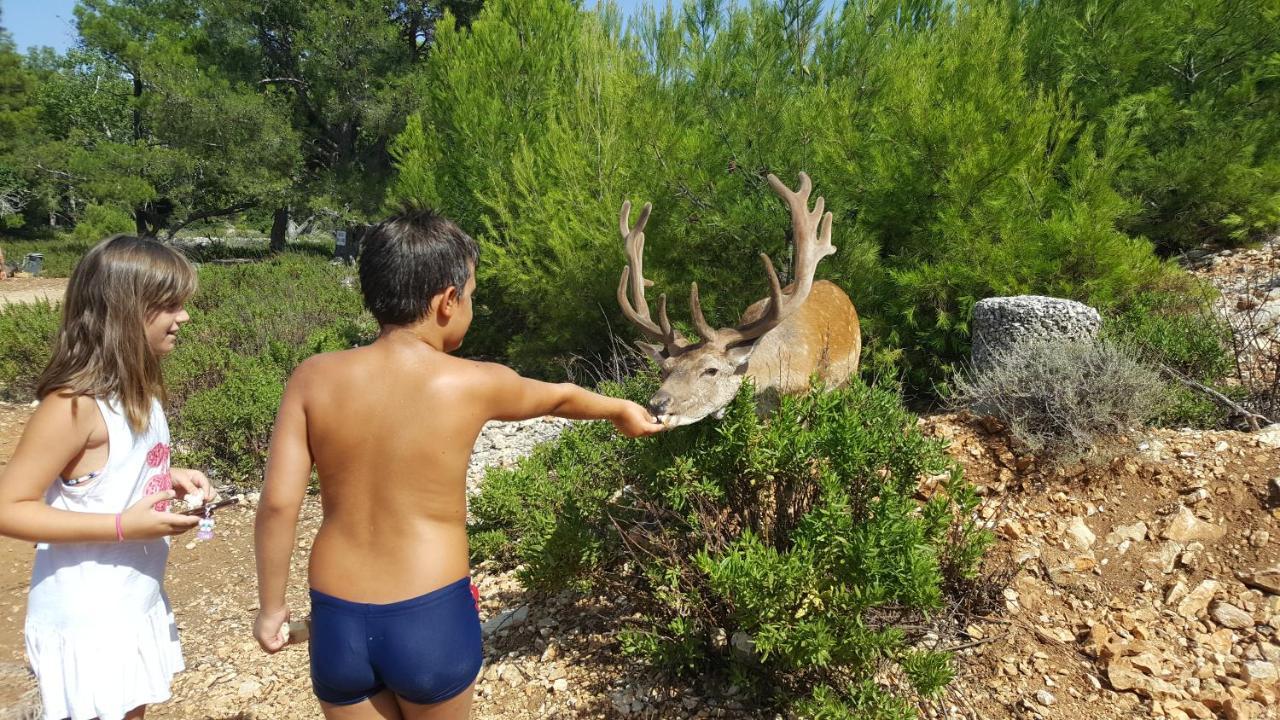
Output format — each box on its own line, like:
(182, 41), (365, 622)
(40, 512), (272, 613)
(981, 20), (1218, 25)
(25, 397), (184, 720)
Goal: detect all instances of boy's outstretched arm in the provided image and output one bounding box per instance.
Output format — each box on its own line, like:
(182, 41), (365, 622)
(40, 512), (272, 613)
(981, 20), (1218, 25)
(477, 363), (665, 438)
(253, 368), (313, 653)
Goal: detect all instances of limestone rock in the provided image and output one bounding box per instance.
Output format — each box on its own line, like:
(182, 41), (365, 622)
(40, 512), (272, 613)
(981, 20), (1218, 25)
(1177, 580), (1220, 619)
(1161, 507), (1226, 543)
(1241, 660), (1277, 685)
(1238, 566), (1280, 596)
(1107, 521), (1149, 545)
(1106, 656), (1182, 698)
(1210, 602), (1255, 630)
(481, 605), (530, 637)
(1065, 517), (1097, 551)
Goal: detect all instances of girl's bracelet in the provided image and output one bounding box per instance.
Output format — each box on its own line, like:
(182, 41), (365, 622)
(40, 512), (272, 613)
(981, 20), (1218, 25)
(114, 513), (125, 542)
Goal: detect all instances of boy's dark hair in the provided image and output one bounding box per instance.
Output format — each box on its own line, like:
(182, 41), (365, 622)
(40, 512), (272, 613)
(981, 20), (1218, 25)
(358, 208), (480, 326)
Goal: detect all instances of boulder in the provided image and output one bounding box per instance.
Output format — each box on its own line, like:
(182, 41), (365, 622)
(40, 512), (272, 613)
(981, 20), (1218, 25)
(970, 295), (1102, 370)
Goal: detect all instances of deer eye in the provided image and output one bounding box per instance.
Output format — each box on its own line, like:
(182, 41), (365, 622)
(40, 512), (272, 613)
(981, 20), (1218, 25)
(702, 367), (719, 377)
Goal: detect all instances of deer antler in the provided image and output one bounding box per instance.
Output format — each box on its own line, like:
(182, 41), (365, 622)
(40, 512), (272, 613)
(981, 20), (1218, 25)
(691, 172), (835, 346)
(617, 200), (692, 356)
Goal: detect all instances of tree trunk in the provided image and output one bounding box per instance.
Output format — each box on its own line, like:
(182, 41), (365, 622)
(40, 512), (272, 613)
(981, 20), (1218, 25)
(269, 206), (289, 253)
(133, 69), (148, 237)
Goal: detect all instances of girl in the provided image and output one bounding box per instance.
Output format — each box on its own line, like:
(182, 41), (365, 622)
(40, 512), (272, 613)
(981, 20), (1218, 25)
(0, 235), (216, 720)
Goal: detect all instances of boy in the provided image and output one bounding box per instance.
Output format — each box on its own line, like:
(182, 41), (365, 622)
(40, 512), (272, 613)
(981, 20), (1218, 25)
(253, 209), (665, 720)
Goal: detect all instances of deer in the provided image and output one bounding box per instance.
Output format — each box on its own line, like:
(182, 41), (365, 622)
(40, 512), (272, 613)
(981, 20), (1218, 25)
(617, 172), (861, 427)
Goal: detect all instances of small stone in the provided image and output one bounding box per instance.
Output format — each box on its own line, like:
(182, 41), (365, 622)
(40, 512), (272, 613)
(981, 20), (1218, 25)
(481, 605), (530, 637)
(1035, 690), (1056, 706)
(1066, 517), (1096, 551)
(1177, 580), (1220, 619)
(1241, 660), (1278, 685)
(237, 679), (262, 699)
(1250, 531), (1270, 548)
(553, 678), (569, 693)
(1107, 521), (1148, 545)
(1238, 566), (1280, 595)
(1210, 602), (1255, 630)
(1145, 542), (1184, 575)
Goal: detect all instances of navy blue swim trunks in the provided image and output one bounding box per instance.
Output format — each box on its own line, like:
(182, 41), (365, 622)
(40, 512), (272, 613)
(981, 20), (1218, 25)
(309, 576), (483, 706)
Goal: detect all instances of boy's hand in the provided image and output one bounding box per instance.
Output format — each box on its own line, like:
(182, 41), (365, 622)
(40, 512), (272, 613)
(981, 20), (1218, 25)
(611, 400), (667, 438)
(254, 607), (291, 654)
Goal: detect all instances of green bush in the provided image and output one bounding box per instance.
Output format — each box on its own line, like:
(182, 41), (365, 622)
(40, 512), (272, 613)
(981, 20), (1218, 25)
(175, 352), (285, 483)
(1105, 290), (1235, 428)
(469, 374), (988, 716)
(0, 300), (59, 400)
(69, 203), (134, 243)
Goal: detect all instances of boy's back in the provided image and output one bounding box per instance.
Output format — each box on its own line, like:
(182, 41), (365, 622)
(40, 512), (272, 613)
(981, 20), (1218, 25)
(254, 209), (663, 718)
(298, 340), (485, 602)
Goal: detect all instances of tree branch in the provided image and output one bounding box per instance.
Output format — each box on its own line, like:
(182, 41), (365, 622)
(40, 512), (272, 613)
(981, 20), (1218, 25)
(258, 77), (308, 88)
(163, 202), (257, 240)
(1158, 363), (1271, 431)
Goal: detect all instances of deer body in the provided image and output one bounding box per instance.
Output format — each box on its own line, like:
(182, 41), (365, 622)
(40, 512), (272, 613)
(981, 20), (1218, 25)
(737, 280), (861, 395)
(619, 173), (862, 427)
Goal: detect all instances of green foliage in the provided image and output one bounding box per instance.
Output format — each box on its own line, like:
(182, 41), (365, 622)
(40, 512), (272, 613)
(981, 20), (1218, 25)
(167, 254), (375, 480)
(0, 251), (374, 484)
(469, 373), (989, 715)
(391, 0), (1190, 395)
(0, 300), (59, 400)
(1022, 0), (1280, 251)
(1105, 289), (1235, 427)
(69, 204), (134, 242)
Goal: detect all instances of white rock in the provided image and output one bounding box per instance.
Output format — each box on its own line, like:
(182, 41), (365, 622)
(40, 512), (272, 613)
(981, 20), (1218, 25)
(1256, 424), (1280, 448)
(1035, 690), (1056, 707)
(1210, 601), (1254, 630)
(1065, 517), (1096, 551)
(1242, 660), (1278, 685)
(553, 678), (569, 693)
(1107, 521), (1148, 545)
(1161, 506), (1226, 543)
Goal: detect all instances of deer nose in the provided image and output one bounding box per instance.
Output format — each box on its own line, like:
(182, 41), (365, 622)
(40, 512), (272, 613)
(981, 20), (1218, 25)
(648, 393), (672, 417)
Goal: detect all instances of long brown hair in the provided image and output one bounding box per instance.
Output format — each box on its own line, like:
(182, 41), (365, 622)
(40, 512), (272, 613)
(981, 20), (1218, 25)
(37, 235), (197, 433)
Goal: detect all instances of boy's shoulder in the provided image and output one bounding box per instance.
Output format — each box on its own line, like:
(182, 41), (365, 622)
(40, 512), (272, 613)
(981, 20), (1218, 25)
(288, 346), (503, 390)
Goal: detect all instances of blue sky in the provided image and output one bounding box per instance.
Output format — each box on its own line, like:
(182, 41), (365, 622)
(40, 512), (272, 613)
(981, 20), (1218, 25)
(4, 0), (79, 53)
(2, 0), (657, 54)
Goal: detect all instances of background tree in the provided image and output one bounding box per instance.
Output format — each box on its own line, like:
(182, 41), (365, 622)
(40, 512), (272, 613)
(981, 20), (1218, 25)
(0, 12), (41, 227)
(67, 0), (300, 237)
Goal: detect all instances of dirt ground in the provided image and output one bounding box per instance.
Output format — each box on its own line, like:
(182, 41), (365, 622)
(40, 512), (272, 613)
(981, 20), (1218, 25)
(0, 278), (67, 307)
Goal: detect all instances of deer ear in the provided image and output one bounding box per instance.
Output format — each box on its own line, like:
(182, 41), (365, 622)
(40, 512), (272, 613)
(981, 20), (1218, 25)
(634, 341), (667, 366)
(725, 343), (755, 370)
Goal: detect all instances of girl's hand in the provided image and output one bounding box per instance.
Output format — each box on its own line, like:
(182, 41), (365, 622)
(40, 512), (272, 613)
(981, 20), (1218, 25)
(254, 607), (291, 654)
(171, 467), (216, 503)
(120, 490), (199, 539)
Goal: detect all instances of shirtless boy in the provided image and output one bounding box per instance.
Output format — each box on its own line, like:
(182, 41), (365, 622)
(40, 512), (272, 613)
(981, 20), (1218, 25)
(252, 209), (665, 720)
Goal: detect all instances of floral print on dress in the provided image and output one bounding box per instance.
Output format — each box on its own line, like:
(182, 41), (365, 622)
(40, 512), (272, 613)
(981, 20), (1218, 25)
(145, 443), (170, 469)
(145, 471), (173, 511)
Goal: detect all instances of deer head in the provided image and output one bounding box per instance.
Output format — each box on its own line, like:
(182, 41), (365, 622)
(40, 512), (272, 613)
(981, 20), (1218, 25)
(618, 172), (836, 427)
